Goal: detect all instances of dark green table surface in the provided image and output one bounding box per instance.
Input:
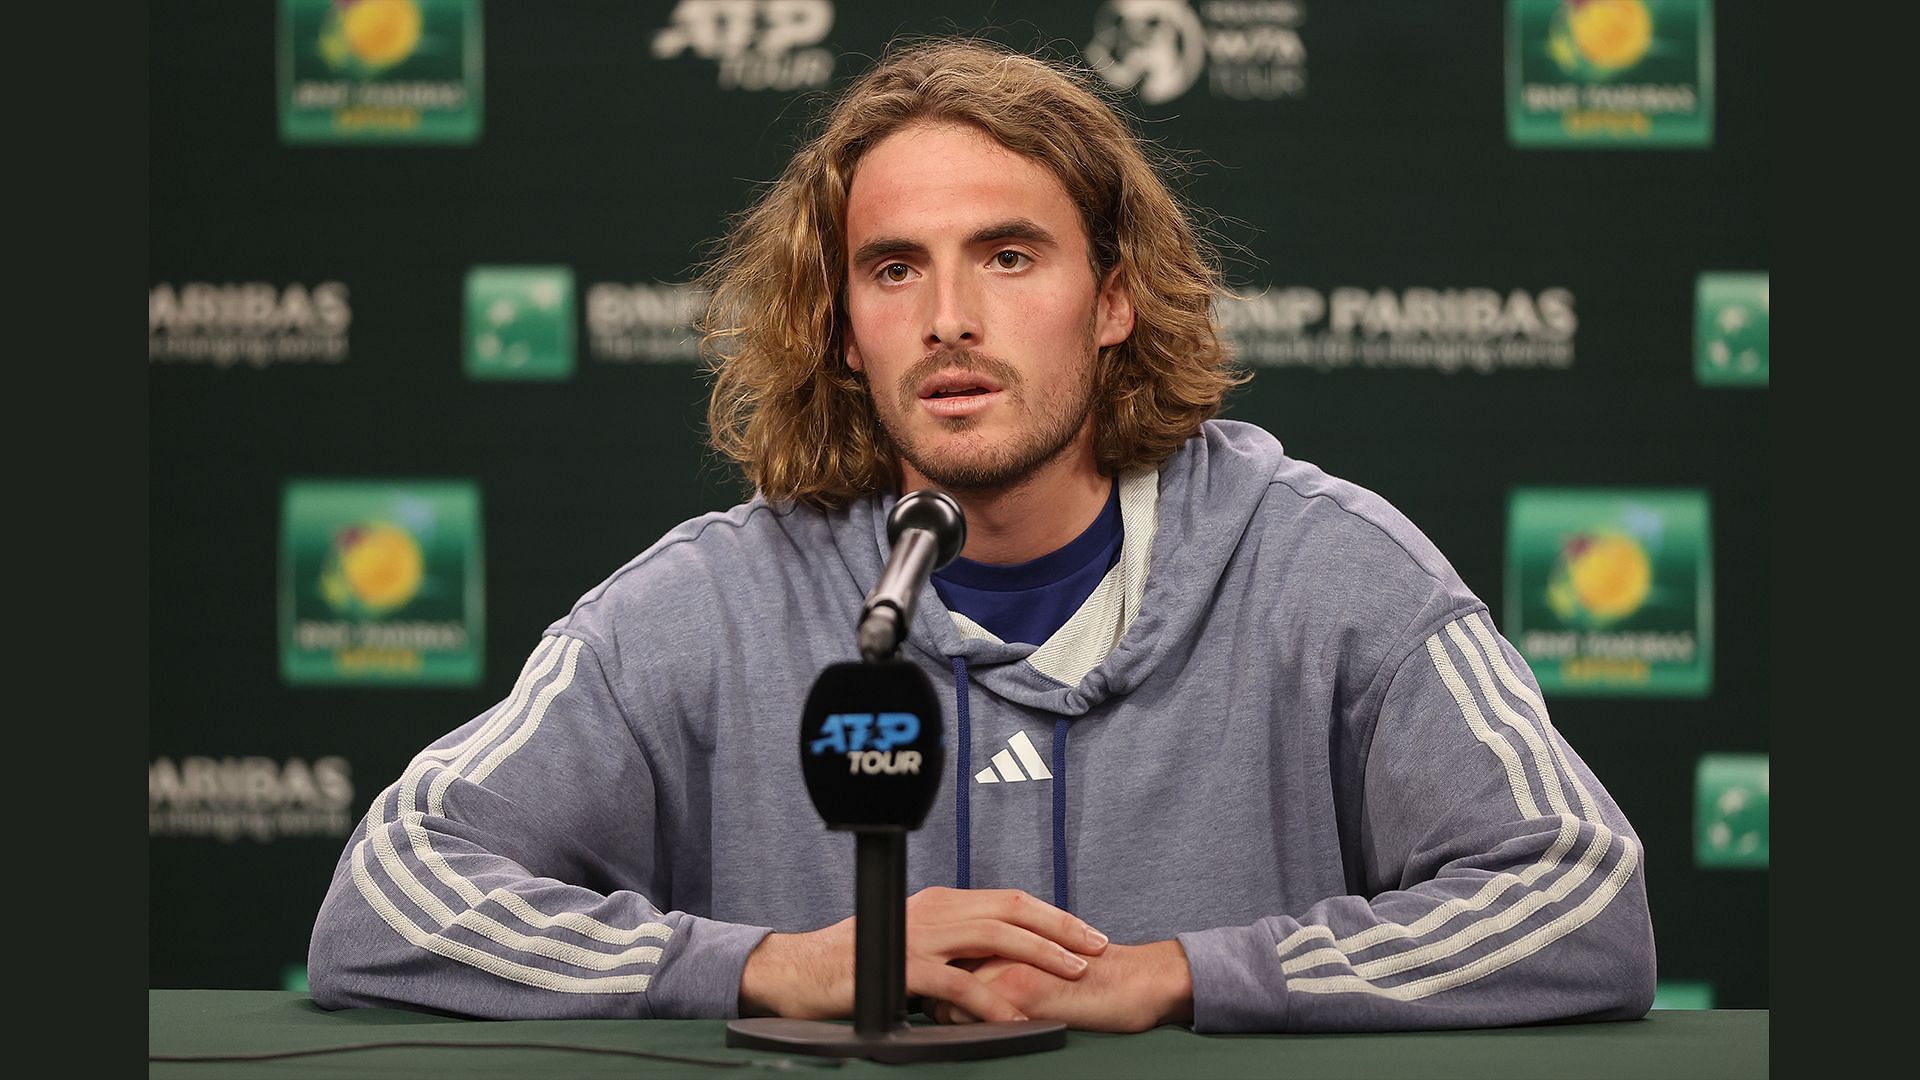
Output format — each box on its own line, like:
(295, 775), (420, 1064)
(148, 991), (1767, 1079)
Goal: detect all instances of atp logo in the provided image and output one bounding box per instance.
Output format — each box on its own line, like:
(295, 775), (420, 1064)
(652, 0), (835, 91)
(1086, 0), (1307, 104)
(809, 712), (920, 755)
(810, 712), (924, 776)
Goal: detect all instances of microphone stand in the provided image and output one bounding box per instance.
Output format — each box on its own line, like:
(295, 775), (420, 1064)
(853, 826), (908, 1038)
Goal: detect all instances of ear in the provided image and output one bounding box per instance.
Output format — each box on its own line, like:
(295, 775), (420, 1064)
(1094, 266), (1135, 349)
(844, 330), (864, 373)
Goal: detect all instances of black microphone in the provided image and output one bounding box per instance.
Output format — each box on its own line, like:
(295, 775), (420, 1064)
(797, 660), (944, 832)
(856, 490), (966, 663)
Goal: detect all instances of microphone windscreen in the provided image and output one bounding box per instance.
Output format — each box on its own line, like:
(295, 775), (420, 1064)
(887, 490), (966, 570)
(800, 660), (945, 830)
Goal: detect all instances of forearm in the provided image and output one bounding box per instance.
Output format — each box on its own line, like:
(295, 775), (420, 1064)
(310, 817), (772, 1019)
(1177, 816), (1654, 1032)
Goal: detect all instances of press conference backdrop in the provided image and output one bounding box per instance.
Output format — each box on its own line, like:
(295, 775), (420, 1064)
(149, 1), (1769, 1009)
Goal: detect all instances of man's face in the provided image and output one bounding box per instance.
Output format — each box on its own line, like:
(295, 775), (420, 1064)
(843, 120), (1134, 493)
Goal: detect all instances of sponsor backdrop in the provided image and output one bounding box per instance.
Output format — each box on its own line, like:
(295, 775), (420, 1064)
(151, 1), (1769, 1007)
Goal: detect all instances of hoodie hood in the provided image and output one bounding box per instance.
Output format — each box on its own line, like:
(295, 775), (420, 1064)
(835, 420), (1285, 717)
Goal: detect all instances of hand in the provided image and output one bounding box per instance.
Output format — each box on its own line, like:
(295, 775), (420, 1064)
(931, 939), (1195, 1032)
(738, 887), (1109, 1023)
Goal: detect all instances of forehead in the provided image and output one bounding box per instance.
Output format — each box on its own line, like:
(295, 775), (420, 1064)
(844, 121), (1086, 253)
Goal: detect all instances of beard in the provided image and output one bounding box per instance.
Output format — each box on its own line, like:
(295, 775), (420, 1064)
(878, 343), (1097, 494)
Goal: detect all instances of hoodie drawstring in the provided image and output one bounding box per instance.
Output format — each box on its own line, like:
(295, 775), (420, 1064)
(1051, 716), (1070, 913)
(951, 656), (972, 891)
(950, 655), (1071, 913)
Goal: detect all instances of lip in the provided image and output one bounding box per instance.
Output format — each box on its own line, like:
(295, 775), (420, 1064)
(915, 369), (1006, 419)
(916, 369), (1006, 399)
(919, 388), (1004, 418)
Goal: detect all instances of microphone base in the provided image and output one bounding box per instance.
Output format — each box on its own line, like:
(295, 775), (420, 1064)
(725, 1017), (1067, 1063)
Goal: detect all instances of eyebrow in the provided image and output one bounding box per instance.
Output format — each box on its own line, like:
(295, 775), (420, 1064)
(850, 218), (1060, 270)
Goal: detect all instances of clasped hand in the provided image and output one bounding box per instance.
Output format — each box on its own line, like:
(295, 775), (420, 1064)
(739, 886), (1189, 1031)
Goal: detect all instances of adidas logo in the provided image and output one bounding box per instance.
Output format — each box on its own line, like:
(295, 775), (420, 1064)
(973, 731), (1054, 785)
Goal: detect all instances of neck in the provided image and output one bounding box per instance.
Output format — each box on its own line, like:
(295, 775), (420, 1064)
(900, 433), (1110, 565)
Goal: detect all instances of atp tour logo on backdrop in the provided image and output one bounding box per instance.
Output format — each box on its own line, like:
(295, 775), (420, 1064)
(652, 0), (835, 91)
(1505, 488), (1712, 696)
(149, 281), (352, 368)
(149, 755), (354, 843)
(1695, 272), (1768, 387)
(1506, 0), (1713, 147)
(465, 266), (576, 380)
(586, 282), (708, 363)
(1215, 286), (1577, 373)
(1695, 753), (1767, 869)
(1085, 0), (1307, 104)
(280, 480), (483, 685)
(279, 0), (484, 144)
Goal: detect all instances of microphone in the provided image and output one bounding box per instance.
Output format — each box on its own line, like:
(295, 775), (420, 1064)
(856, 490), (966, 663)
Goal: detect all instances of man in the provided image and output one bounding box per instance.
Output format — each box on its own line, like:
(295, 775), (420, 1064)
(309, 40), (1655, 1033)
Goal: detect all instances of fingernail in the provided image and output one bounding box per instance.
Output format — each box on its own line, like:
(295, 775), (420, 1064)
(1085, 926), (1109, 949)
(1012, 1013), (1029, 1022)
(1066, 952), (1089, 971)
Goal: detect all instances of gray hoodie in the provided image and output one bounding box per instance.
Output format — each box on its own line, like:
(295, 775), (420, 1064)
(309, 419), (1656, 1031)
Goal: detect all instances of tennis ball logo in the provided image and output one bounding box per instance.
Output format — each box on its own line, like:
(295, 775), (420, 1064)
(318, 0), (424, 74)
(1546, 531), (1652, 626)
(1548, 0), (1654, 77)
(320, 521), (424, 617)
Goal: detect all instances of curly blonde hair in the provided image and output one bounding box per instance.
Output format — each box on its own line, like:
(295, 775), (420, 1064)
(701, 38), (1245, 508)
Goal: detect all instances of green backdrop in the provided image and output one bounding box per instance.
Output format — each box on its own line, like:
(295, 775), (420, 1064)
(149, 0), (1769, 1008)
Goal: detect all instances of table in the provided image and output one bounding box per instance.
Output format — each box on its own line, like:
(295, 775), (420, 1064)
(148, 991), (1767, 1078)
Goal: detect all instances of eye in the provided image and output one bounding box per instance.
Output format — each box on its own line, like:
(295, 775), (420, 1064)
(992, 250), (1030, 271)
(878, 262), (914, 284)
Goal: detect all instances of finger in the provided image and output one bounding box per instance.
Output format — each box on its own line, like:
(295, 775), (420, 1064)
(972, 889), (1109, 955)
(916, 918), (1093, 980)
(910, 961), (1027, 1024)
(937, 1001), (981, 1025)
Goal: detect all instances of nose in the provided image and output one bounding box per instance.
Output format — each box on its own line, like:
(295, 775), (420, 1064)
(924, 269), (981, 350)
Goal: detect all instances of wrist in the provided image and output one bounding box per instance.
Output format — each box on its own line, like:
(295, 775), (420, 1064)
(1135, 939), (1195, 1027)
(738, 926), (851, 1020)
(738, 931), (790, 1018)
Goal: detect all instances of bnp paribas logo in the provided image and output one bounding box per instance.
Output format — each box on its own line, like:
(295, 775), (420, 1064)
(1695, 272), (1768, 387)
(1506, 0), (1713, 147)
(1505, 488), (1712, 696)
(465, 266), (576, 380)
(1695, 753), (1768, 869)
(279, 0), (484, 144)
(280, 480), (483, 685)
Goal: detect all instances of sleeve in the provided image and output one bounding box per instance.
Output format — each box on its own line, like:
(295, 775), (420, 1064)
(1177, 608), (1656, 1032)
(306, 631), (772, 1019)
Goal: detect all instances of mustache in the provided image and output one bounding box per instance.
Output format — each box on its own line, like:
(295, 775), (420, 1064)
(895, 350), (1022, 412)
